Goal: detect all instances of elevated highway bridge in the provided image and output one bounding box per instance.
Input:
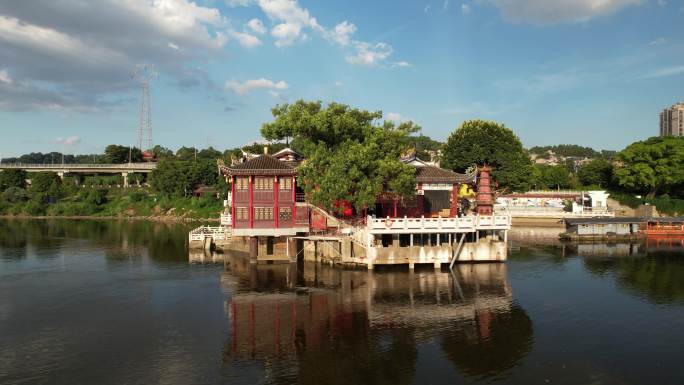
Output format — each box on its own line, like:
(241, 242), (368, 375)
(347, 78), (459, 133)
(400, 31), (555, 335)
(0, 163), (157, 187)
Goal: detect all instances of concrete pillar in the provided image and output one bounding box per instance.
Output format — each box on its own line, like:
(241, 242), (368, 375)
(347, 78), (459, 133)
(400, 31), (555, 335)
(287, 238), (298, 262)
(249, 236), (258, 262)
(57, 171), (64, 180)
(392, 235), (400, 247)
(437, 233), (440, 246)
(410, 234), (414, 247)
(434, 260), (441, 270)
(408, 262), (415, 270)
(122, 172), (129, 188)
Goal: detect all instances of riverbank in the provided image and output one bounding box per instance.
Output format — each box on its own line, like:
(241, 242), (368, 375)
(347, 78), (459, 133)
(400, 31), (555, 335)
(0, 214), (220, 223)
(0, 187), (224, 221)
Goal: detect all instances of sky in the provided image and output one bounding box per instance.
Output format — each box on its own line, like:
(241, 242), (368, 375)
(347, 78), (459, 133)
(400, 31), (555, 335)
(0, 0), (683, 158)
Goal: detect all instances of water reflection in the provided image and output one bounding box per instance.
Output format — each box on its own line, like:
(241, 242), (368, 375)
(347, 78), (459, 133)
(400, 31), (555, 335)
(222, 260), (533, 383)
(0, 218), (192, 265)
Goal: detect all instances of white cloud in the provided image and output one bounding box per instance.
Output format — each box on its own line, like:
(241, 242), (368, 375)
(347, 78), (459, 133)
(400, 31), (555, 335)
(443, 1), (450, 10)
(226, 0), (253, 6)
(271, 22), (304, 47)
(386, 112), (402, 122)
(334, 80), (343, 87)
(168, 42), (180, 50)
(346, 42), (393, 66)
(485, 0), (642, 24)
(230, 31), (261, 47)
(257, 0), (320, 46)
(392, 61), (413, 68)
(424, 5), (431, 13)
(649, 37), (667, 46)
(246, 18), (267, 34)
(462, 3), (471, 14)
(639, 65), (684, 79)
(251, 0), (394, 65)
(0, 70), (11, 84)
(56, 136), (81, 146)
(325, 21), (356, 46)
(225, 78), (289, 94)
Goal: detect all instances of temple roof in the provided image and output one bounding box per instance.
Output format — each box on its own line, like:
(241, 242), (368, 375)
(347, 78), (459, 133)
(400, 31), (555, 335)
(224, 154), (296, 176)
(401, 155), (477, 184)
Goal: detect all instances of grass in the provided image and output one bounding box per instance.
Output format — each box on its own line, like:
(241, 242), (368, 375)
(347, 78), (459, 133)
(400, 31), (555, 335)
(0, 187), (224, 220)
(609, 190), (684, 216)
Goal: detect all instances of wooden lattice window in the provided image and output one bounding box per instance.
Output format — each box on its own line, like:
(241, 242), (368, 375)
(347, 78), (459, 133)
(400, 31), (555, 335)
(280, 177), (292, 190)
(236, 207), (249, 221)
(235, 177), (249, 190)
(255, 207), (273, 220)
(255, 177), (273, 190)
(279, 207), (292, 221)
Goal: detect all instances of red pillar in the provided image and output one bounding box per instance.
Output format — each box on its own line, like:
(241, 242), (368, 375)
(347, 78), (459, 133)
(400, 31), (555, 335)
(231, 176), (236, 227)
(450, 183), (458, 217)
(274, 176), (279, 228)
(249, 175), (254, 228)
(292, 176), (296, 227)
(393, 198), (398, 218)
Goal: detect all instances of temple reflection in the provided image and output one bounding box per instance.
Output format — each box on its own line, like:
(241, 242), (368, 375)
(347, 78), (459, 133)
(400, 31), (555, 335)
(221, 259), (533, 382)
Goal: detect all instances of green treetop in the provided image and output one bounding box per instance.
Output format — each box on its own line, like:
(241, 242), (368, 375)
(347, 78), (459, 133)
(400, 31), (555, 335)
(261, 100), (418, 212)
(441, 120), (534, 192)
(614, 136), (684, 197)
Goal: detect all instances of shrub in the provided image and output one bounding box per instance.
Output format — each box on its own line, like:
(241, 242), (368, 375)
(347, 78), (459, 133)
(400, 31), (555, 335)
(3, 187), (28, 203)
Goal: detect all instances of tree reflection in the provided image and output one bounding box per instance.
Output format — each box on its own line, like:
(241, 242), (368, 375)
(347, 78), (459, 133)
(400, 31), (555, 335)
(584, 253), (684, 305)
(222, 261), (533, 383)
(0, 218), (192, 264)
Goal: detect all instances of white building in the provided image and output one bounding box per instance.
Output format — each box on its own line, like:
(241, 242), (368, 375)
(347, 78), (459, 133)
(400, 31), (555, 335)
(660, 103), (684, 137)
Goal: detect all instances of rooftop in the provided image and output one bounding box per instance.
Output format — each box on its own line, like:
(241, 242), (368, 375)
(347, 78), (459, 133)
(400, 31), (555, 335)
(225, 154), (296, 176)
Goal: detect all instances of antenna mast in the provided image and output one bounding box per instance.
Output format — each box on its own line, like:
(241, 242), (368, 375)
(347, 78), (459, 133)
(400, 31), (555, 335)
(133, 64), (157, 151)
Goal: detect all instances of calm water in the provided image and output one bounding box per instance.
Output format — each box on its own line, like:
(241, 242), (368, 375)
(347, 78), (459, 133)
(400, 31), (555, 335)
(2, 220), (684, 385)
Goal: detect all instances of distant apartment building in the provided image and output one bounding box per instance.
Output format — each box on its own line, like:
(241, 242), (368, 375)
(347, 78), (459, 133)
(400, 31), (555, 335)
(659, 103), (684, 137)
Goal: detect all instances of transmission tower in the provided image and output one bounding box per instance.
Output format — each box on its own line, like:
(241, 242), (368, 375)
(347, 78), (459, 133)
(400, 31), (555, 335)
(133, 64), (157, 151)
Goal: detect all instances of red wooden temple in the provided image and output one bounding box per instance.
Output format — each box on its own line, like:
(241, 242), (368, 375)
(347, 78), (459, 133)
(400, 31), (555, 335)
(224, 152), (309, 237)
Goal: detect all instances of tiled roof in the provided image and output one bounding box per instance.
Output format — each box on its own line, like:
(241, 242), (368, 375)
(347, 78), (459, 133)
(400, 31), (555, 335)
(415, 165), (476, 183)
(227, 154), (296, 175)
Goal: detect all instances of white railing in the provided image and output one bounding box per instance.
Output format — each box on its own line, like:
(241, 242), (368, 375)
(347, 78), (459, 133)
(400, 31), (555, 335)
(220, 214), (232, 226)
(189, 226), (230, 242)
(366, 215), (510, 233)
(0, 163), (156, 170)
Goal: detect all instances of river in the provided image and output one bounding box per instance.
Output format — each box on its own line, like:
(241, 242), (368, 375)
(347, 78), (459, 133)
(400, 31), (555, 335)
(1, 219), (684, 385)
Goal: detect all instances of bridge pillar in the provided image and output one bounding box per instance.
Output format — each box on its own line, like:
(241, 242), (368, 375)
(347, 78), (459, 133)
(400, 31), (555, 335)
(249, 236), (258, 262)
(122, 172), (129, 188)
(57, 172), (64, 180)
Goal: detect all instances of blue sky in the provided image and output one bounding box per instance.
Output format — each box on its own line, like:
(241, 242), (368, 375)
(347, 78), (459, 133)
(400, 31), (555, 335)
(0, 0), (683, 158)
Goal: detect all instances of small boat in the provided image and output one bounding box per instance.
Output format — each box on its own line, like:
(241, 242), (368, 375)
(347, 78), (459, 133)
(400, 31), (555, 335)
(642, 217), (684, 237)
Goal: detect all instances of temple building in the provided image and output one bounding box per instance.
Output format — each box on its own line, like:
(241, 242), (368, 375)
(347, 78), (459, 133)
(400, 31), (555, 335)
(220, 151), (309, 261)
(375, 155), (477, 218)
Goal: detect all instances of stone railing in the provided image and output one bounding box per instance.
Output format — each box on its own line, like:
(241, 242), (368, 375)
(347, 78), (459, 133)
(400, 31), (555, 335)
(367, 215), (510, 233)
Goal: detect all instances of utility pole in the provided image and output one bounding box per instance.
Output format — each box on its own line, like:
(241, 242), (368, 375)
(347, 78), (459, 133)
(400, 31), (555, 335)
(128, 146), (132, 164)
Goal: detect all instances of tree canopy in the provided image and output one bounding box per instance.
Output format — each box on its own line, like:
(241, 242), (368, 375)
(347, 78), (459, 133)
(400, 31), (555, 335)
(261, 100), (418, 212)
(149, 159), (219, 197)
(105, 145), (142, 164)
(0, 169), (27, 191)
(614, 136), (684, 197)
(441, 120), (534, 192)
(578, 158), (614, 188)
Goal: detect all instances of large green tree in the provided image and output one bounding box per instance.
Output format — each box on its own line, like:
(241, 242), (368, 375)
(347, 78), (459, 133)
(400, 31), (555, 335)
(105, 145), (142, 164)
(261, 100), (418, 211)
(0, 169), (27, 191)
(149, 159), (219, 197)
(578, 158), (614, 188)
(29, 172), (63, 202)
(535, 164), (573, 190)
(614, 136), (684, 197)
(441, 120), (534, 192)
